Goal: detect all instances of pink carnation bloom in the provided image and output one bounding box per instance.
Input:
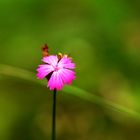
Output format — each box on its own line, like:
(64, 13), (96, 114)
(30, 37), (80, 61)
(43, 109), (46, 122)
(37, 55), (76, 90)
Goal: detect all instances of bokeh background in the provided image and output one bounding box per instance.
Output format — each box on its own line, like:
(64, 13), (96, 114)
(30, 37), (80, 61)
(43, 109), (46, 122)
(0, 0), (140, 140)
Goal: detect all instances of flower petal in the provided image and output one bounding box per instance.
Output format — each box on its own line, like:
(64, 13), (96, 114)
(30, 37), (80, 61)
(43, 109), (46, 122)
(58, 57), (75, 69)
(48, 71), (64, 90)
(42, 55), (58, 66)
(58, 68), (76, 85)
(63, 63), (75, 69)
(37, 64), (54, 79)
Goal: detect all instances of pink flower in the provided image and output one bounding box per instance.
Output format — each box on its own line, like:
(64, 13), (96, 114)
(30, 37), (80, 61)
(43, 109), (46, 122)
(37, 55), (76, 90)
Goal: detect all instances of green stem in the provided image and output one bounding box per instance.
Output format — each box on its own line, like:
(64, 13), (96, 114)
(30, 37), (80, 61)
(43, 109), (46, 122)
(52, 89), (57, 140)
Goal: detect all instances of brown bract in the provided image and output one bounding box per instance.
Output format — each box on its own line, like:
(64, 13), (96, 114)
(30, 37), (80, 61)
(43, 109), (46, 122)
(42, 44), (49, 57)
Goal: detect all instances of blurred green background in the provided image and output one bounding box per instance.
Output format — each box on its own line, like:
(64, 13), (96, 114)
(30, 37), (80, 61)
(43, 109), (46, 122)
(0, 0), (140, 140)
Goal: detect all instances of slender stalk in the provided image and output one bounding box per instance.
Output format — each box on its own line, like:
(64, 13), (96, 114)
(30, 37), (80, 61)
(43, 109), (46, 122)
(52, 89), (57, 140)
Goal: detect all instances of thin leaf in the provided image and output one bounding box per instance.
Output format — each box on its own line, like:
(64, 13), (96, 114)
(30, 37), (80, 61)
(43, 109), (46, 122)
(0, 64), (140, 119)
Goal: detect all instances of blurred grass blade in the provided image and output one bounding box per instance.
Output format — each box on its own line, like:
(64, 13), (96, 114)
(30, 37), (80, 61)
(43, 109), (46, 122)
(63, 86), (140, 119)
(0, 64), (140, 119)
(0, 64), (44, 85)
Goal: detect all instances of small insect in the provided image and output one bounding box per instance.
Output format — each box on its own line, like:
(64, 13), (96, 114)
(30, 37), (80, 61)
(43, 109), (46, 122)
(42, 44), (72, 60)
(57, 53), (72, 61)
(42, 44), (49, 57)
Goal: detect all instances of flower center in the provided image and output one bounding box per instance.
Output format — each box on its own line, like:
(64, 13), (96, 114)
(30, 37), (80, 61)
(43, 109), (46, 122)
(53, 65), (60, 71)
